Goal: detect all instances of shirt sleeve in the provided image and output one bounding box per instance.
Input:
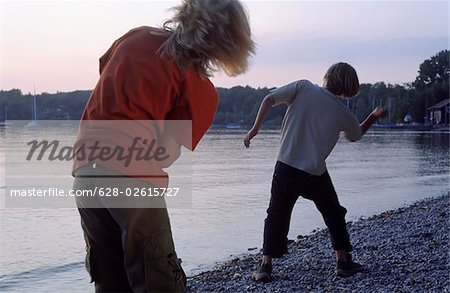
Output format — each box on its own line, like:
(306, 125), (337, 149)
(271, 80), (305, 106)
(99, 38), (123, 74)
(165, 71), (218, 150)
(343, 111), (362, 142)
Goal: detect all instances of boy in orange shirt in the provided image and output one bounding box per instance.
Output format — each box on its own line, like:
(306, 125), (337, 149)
(73, 1), (255, 292)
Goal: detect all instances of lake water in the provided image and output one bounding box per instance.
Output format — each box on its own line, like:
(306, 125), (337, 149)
(0, 129), (449, 292)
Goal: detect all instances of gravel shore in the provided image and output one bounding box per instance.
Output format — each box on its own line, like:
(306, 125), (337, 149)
(185, 193), (449, 292)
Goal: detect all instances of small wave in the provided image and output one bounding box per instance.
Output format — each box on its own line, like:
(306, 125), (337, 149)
(0, 261), (84, 290)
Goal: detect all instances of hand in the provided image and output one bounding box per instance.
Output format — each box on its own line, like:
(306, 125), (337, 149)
(244, 127), (259, 148)
(372, 107), (388, 119)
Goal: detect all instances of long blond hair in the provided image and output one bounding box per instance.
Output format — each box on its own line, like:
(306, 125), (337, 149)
(159, 0), (256, 77)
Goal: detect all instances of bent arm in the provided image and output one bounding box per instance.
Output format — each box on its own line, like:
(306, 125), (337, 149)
(244, 94), (275, 148)
(252, 94), (275, 130)
(360, 107), (388, 136)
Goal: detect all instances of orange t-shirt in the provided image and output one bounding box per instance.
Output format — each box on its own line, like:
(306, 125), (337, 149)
(73, 26), (218, 187)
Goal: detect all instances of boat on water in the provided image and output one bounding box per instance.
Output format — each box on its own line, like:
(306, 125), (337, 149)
(225, 123), (241, 129)
(25, 92), (41, 129)
(0, 121), (13, 127)
(372, 123), (449, 131)
(0, 106), (12, 127)
(25, 120), (41, 129)
(372, 123), (432, 131)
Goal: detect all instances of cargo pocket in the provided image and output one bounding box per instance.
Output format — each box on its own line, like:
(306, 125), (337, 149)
(144, 229), (186, 293)
(83, 233), (97, 283)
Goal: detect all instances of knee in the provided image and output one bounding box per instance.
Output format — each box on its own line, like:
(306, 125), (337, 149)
(320, 205), (347, 220)
(265, 205), (293, 226)
(337, 205), (347, 216)
(266, 204), (291, 218)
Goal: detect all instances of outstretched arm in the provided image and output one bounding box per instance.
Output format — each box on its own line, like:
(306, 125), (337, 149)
(244, 94), (275, 148)
(360, 107), (388, 136)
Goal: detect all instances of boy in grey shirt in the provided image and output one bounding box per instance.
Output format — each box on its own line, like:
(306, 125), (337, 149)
(244, 62), (387, 282)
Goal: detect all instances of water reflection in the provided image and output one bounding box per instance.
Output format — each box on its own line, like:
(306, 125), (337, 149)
(413, 132), (449, 177)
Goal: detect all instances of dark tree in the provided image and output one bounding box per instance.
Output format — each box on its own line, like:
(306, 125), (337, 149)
(412, 50), (449, 122)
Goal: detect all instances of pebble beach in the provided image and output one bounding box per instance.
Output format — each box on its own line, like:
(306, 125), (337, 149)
(185, 193), (449, 292)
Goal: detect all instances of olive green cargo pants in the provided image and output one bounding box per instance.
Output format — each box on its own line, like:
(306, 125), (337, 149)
(74, 164), (186, 292)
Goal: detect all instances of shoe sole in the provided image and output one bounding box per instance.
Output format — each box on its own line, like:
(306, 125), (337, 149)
(252, 272), (272, 283)
(335, 266), (364, 277)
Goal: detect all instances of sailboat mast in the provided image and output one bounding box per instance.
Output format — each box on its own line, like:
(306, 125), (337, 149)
(32, 88), (37, 120)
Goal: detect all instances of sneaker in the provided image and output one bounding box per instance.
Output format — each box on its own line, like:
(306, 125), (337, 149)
(335, 253), (364, 277)
(252, 262), (272, 282)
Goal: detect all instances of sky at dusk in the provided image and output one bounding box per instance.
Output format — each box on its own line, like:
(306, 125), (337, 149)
(1, 0), (448, 94)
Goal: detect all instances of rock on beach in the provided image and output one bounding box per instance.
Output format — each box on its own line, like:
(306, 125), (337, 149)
(185, 193), (450, 292)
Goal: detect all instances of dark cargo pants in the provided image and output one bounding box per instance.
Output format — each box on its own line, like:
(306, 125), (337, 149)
(74, 164), (186, 292)
(263, 161), (353, 257)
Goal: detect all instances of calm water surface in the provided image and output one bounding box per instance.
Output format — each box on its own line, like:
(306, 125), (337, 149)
(0, 129), (449, 292)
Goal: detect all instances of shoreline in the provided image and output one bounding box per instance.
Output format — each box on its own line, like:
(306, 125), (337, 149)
(186, 193), (449, 292)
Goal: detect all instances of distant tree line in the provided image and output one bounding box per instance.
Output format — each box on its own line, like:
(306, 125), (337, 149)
(1, 50), (448, 127)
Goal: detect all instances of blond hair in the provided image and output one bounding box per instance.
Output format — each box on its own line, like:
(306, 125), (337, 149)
(323, 62), (360, 98)
(159, 0), (256, 77)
